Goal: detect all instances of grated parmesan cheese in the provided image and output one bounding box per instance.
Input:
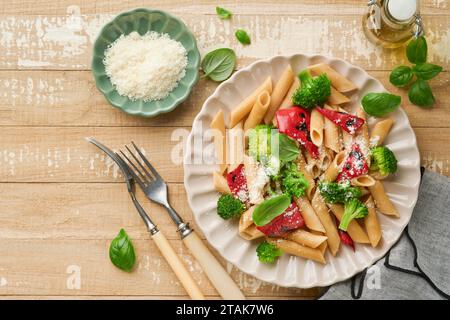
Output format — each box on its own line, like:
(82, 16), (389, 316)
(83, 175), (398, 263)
(103, 31), (188, 102)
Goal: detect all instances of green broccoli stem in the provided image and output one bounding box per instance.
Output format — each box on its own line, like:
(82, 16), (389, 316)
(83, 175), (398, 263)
(339, 210), (353, 231)
(298, 70), (313, 87)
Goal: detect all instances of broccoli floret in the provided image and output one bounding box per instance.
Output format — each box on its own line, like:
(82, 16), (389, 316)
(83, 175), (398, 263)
(339, 198), (368, 231)
(318, 181), (362, 203)
(292, 70), (331, 109)
(256, 240), (283, 263)
(217, 194), (245, 220)
(370, 146), (398, 176)
(281, 162), (309, 198)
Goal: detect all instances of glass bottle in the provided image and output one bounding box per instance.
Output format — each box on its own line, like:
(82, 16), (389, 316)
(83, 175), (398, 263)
(362, 0), (423, 48)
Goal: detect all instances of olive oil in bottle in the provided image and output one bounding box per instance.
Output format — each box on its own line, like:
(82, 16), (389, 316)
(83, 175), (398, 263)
(362, 0), (423, 48)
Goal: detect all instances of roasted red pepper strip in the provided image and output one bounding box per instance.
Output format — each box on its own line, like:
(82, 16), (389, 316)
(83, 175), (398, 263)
(337, 143), (369, 182)
(275, 106), (319, 158)
(226, 164), (249, 204)
(256, 202), (305, 237)
(316, 107), (365, 135)
(338, 229), (355, 251)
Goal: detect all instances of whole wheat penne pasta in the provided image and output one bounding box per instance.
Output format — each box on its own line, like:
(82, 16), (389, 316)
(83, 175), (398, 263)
(210, 110), (227, 173)
(328, 203), (370, 244)
(267, 238), (326, 264)
(323, 105), (341, 153)
(356, 108), (370, 162)
(230, 77), (272, 127)
(296, 153), (315, 199)
(295, 196), (326, 233)
(244, 91), (271, 131)
(320, 147), (333, 172)
(287, 229), (328, 249)
(360, 187), (370, 196)
(368, 181), (399, 217)
(317, 238), (328, 255)
(226, 122), (245, 172)
(351, 174), (376, 187)
(328, 86), (350, 105)
(364, 196), (382, 247)
(279, 77), (299, 110)
(264, 65), (295, 124)
(213, 171), (230, 193)
(370, 171), (389, 180)
(239, 206), (265, 240)
(308, 63), (357, 93)
(370, 118), (394, 147)
(311, 190), (341, 256)
(323, 150), (346, 182)
(304, 151), (321, 179)
(310, 109), (324, 147)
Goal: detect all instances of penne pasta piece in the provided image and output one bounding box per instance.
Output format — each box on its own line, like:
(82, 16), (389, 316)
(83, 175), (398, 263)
(295, 196), (326, 233)
(304, 151), (321, 179)
(267, 238), (326, 264)
(311, 190), (341, 256)
(328, 203), (371, 244)
(239, 206), (265, 240)
(370, 171), (389, 180)
(368, 181), (399, 217)
(210, 110), (227, 173)
(337, 107), (353, 150)
(320, 147), (333, 172)
(323, 105), (341, 153)
(370, 118), (394, 147)
(230, 77), (272, 128)
(317, 238), (328, 255)
(351, 174), (376, 187)
(364, 196), (382, 247)
(278, 77), (299, 111)
(328, 86), (350, 105)
(287, 229), (328, 249)
(244, 155), (269, 205)
(310, 109), (324, 147)
(296, 153), (316, 199)
(226, 122), (245, 172)
(213, 171), (230, 193)
(360, 187), (370, 196)
(308, 63), (357, 93)
(264, 65), (295, 124)
(244, 90), (271, 131)
(323, 150), (346, 182)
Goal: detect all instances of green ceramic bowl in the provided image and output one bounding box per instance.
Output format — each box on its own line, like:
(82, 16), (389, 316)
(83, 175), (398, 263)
(92, 8), (201, 117)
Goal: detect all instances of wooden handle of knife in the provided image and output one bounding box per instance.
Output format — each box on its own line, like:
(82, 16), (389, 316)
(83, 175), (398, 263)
(183, 231), (245, 300)
(152, 231), (205, 300)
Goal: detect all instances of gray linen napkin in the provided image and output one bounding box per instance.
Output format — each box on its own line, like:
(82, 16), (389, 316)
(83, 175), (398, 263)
(320, 169), (450, 300)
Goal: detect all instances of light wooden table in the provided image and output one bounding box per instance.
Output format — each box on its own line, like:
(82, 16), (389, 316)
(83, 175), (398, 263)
(0, 0), (448, 300)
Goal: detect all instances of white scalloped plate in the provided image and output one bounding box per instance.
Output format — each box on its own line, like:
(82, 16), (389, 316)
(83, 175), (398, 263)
(183, 54), (420, 288)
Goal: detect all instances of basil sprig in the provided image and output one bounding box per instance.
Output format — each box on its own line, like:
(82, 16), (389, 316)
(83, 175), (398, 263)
(201, 48), (236, 82)
(389, 36), (442, 108)
(216, 7), (232, 19)
(235, 29), (251, 45)
(252, 194), (291, 227)
(109, 229), (136, 272)
(278, 133), (299, 162)
(361, 92), (401, 117)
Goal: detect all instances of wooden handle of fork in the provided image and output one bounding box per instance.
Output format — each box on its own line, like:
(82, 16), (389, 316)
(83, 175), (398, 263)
(151, 231), (205, 300)
(183, 231), (246, 300)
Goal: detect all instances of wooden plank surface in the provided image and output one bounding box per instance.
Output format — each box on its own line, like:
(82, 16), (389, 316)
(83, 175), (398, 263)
(0, 0), (449, 300)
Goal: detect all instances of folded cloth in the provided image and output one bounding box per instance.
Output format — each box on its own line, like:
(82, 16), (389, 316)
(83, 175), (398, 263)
(320, 169), (450, 300)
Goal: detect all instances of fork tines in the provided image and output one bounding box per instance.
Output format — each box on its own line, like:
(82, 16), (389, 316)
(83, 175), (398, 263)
(118, 142), (162, 186)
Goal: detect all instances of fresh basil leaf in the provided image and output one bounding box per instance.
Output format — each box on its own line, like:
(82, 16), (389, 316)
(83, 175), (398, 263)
(252, 194), (291, 227)
(278, 133), (299, 162)
(406, 36), (427, 64)
(201, 48), (236, 82)
(235, 29), (251, 45)
(109, 229), (136, 272)
(216, 6), (232, 19)
(412, 63), (443, 80)
(408, 79), (435, 108)
(361, 92), (401, 117)
(389, 65), (413, 87)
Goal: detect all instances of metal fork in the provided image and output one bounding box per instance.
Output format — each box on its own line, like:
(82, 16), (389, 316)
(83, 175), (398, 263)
(119, 142), (245, 300)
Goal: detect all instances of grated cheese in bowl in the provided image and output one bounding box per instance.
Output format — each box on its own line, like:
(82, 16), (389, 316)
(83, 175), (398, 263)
(103, 31), (188, 102)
